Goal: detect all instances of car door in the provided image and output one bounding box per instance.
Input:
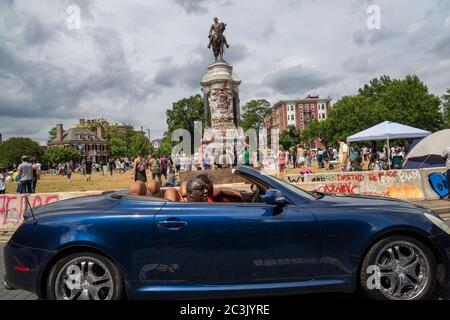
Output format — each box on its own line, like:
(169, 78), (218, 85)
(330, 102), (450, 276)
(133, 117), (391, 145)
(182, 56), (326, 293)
(152, 201), (321, 286)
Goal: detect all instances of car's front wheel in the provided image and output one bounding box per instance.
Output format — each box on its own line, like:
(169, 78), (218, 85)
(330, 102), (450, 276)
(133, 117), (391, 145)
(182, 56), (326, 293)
(360, 235), (436, 300)
(46, 252), (123, 300)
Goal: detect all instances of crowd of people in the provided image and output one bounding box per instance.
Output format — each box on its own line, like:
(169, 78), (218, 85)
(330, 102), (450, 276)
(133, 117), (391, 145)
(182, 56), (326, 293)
(277, 140), (411, 180)
(1, 156), (42, 194)
(49, 158), (132, 182)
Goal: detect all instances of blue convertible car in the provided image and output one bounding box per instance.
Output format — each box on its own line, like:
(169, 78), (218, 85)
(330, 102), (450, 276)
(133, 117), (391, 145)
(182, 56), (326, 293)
(3, 166), (450, 300)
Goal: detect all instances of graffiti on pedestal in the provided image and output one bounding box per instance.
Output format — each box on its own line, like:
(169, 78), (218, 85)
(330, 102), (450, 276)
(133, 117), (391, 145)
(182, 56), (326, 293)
(428, 172), (449, 198)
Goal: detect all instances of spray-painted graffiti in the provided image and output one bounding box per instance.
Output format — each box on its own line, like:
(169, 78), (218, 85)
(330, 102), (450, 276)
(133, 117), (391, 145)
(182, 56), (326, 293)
(0, 194), (60, 229)
(428, 172), (449, 199)
(386, 185), (423, 199)
(316, 182), (358, 194)
(290, 168), (434, 201)
(0, 191), (102, 231)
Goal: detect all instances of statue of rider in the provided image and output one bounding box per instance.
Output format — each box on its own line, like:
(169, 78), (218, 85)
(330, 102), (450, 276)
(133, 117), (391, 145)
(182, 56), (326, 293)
(207, 17), (230, 50)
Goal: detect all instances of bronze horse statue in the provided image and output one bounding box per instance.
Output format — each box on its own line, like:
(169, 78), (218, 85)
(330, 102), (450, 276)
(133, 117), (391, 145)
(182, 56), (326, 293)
(210, 22), (229, 62)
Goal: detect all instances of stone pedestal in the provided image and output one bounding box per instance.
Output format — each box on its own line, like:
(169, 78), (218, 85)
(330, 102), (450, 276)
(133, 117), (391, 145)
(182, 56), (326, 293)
(200, 61), (244, 166)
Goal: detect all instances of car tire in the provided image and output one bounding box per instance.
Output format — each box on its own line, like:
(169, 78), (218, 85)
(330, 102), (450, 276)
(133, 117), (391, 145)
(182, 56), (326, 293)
(360, 235), (436, 300)
(46, 252), (123, 300)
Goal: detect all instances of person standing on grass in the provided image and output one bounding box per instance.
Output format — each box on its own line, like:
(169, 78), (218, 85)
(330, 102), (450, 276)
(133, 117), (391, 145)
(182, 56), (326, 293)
(338, 138), (349, 172)
(148, 154), (161, 181)
(85, 158), (93, 182)
(133, 152), (147, 183)
(160, 154), (168, 180)
(18, 156), (33, 194)
(108, 158), (115, 176)
(31, 157), (40, 193)
(442, 145), (450, 201)
(65, 161), (73, 183)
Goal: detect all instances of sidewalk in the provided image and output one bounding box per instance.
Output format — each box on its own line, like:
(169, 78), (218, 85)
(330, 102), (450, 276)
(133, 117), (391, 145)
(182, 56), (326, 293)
(414, 199), (450, 219)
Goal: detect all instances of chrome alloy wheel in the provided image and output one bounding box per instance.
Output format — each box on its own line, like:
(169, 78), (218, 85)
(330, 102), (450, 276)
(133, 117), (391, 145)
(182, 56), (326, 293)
(54, 257), (114, 300)
(375, 240), (430, 300)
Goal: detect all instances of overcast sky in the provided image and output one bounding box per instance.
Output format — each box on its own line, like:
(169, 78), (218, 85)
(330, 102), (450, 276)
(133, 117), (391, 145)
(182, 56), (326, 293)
(1, 0), (449, 144)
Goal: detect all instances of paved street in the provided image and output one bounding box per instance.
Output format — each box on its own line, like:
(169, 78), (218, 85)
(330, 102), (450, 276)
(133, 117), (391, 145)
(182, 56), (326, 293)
(1, 244), (450, 301)
(0, 246), (37, 300)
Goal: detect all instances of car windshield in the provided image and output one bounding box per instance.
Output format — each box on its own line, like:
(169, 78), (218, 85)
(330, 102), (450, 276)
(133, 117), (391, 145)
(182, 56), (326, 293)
(264, 174), (321, 200)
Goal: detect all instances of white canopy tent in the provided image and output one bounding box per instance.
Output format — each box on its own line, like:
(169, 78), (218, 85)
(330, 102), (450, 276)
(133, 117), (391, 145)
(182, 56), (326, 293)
(346, 121), (431, 169)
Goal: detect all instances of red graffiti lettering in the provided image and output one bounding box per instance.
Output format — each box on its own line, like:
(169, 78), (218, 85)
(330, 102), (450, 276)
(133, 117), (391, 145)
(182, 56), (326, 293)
(316, 183), (357, 194)
(337, 174), (365, 182)
(0, 194), (61, 228)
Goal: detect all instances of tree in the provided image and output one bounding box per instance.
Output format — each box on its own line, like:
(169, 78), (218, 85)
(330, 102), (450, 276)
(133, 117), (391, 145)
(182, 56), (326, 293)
(324, 75), (444, 142)
(76, 119), (150, 158)
(241, 99), (271, 160)
(45, 147), (81, 165)
(0, 137), (43, 168)
(279, 125), (301, 150)
(165, 94), (205, 151)
(240, 99), (271, 136)
(301, 121), (333, 148)
(442, 88), (450, 128)
(129, 133), (152, 158)
(48, 127), (57, 142)
(108, 137), (128, 158)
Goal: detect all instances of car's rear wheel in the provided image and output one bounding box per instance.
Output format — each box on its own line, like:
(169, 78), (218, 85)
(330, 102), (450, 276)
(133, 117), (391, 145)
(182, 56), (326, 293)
(46, 252), (123, 300)
(360, 235), (436, 300)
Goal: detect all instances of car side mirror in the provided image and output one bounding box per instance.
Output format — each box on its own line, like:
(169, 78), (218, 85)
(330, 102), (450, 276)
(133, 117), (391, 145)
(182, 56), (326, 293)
(263, 189), (286, 206)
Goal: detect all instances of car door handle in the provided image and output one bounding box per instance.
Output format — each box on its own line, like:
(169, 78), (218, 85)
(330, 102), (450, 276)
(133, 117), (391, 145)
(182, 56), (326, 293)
(157, 220), (188, 229)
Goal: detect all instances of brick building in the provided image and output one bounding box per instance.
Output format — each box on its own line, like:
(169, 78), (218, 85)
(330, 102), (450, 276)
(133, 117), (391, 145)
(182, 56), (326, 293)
(47, 120), (109, 164)
(264, 95), (332, 148)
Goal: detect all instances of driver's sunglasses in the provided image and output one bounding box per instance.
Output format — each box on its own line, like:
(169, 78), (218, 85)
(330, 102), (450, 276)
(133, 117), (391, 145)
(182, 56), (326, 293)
(191, 186), (209, 194)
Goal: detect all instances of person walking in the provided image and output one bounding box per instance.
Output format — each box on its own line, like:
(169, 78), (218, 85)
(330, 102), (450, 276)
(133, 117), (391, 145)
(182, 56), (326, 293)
(132, 152), (147, 183)
(85, 158), (93, 181)
(278, 146), (286, 179)
(442, 145), (450, 201)
(18, 156), (33, 194)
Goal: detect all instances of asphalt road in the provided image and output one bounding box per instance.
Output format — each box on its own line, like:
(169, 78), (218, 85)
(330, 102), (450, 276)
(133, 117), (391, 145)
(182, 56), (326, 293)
(1, 245), (450, 301)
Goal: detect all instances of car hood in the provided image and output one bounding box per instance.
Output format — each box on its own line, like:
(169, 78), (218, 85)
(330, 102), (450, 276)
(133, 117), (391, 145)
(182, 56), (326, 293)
(316, 193), (431, 215)
(25, 194), (119, 218)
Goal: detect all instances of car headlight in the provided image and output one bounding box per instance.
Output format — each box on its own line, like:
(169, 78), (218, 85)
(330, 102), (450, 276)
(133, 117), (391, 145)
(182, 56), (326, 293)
(424, 213), (450, 235)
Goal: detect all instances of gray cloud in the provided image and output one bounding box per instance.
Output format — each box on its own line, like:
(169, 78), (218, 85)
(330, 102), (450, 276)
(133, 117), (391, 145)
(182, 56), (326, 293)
(432, 29), (450, 57)
(0, 0), (449, 142)
(264, 64), (338, 95)
(353, 28), (399, 46)
(172, 0), (232, 14)
(154, 43), (248, 89)
(23, 17), (57, 46)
